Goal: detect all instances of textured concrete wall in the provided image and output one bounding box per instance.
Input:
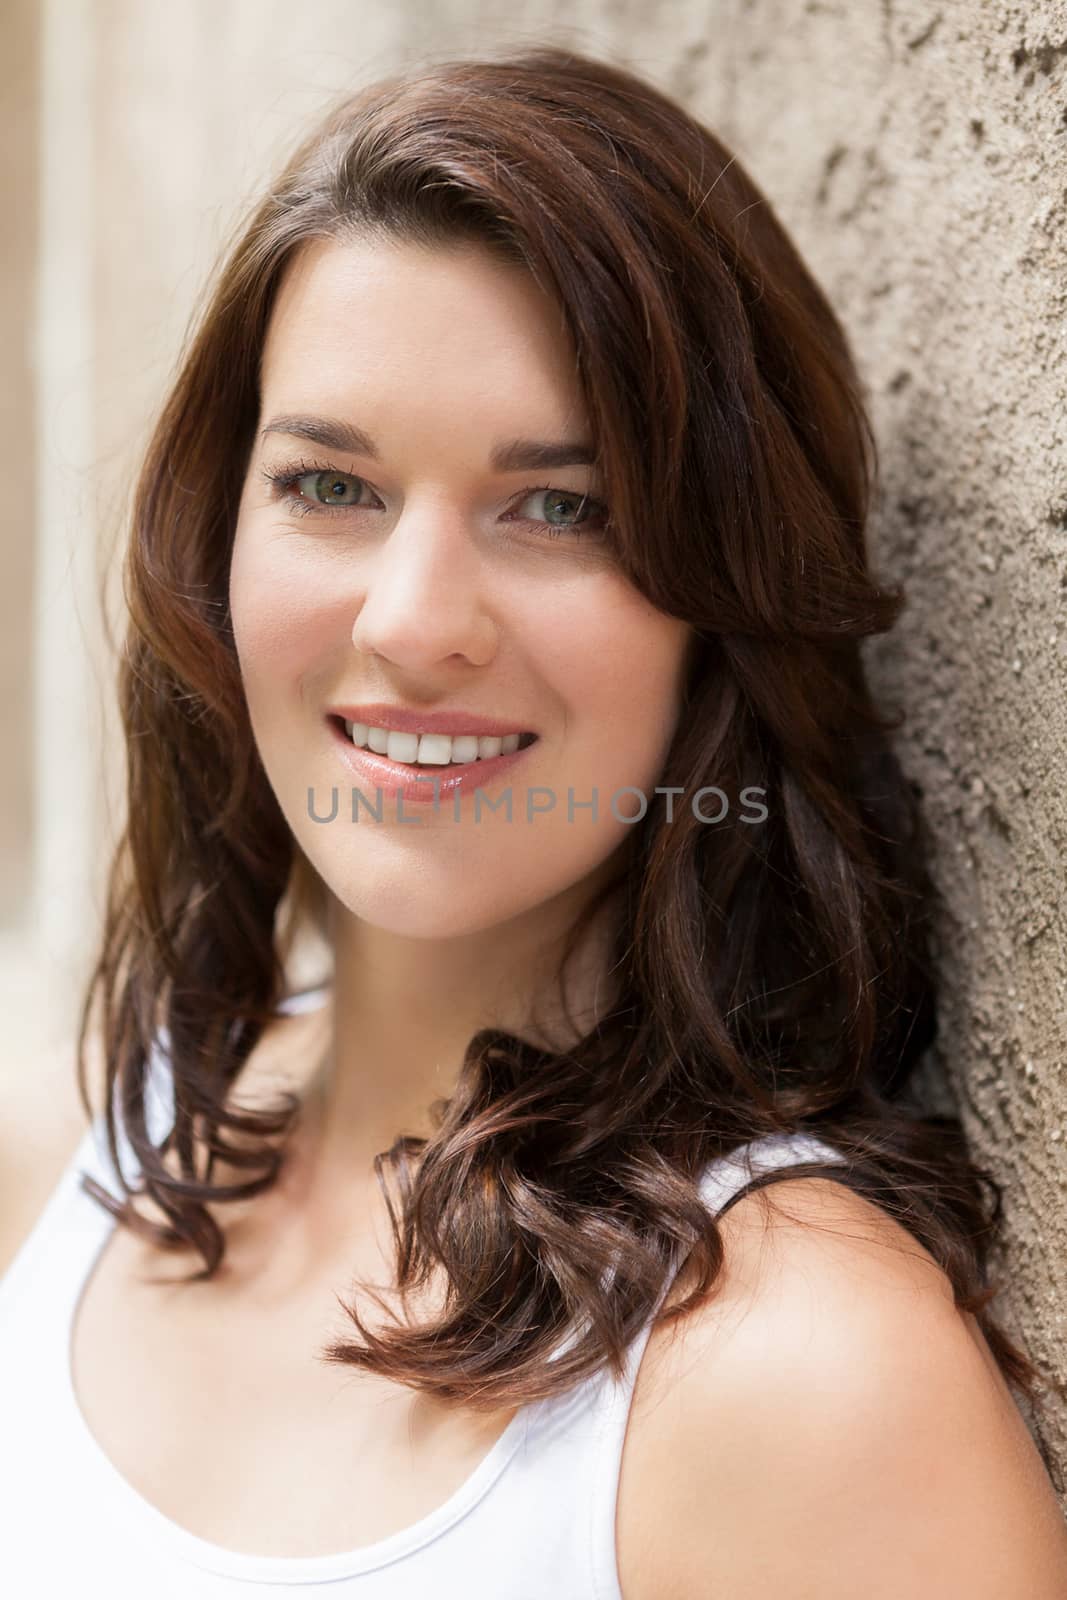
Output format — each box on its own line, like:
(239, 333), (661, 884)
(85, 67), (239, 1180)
(8, 0), (1066, 1490)
(674, 0), (1067, 1485)
(700, 0), (1067, 1484)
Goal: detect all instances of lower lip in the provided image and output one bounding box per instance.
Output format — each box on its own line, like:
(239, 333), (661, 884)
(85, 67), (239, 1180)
(326, 718), (538, 805)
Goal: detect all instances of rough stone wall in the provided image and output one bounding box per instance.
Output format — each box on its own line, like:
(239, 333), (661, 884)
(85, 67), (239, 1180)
(10, 0), (1064, 1497)
(680, 0), (1067, 1485)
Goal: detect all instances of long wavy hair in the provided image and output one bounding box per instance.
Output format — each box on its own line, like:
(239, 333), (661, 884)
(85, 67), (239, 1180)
(76, 43), (1058, 1428)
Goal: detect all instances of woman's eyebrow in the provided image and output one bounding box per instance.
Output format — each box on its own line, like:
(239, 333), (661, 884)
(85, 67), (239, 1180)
(493, 437), (597, 471)
(258, 413), (597, 471)
(260, 414), (376, 456)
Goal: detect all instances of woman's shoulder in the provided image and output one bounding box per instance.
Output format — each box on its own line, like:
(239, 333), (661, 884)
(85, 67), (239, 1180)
(621, 1174), (1067, 1599)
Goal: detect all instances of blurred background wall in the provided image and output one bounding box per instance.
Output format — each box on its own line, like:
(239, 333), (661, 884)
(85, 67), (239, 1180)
(3, 0), (1066, 1488)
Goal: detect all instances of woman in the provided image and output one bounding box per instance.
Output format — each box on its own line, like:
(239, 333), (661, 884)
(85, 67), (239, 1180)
(2, 43), (1065, 1598)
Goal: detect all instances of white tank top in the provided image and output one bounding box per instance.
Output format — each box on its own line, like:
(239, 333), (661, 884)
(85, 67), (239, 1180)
(0, 985), (846, 1597)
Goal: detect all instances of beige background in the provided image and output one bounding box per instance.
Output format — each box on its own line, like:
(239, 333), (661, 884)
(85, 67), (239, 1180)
(3, 0), (1065, 1492)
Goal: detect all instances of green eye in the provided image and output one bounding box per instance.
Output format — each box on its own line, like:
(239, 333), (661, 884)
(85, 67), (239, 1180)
(509, 485), (610, 540)
(258, 460), (377, 518)
(541, 489), (585, 525)
(303, 471), (366, 506)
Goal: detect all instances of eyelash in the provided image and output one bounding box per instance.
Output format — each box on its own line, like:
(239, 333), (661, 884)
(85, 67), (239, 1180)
(256, 456), (610, 540)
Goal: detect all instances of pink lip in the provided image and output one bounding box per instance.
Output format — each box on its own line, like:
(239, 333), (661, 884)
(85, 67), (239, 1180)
(326, 716), (537, 806)
(327, 703), (536, 738)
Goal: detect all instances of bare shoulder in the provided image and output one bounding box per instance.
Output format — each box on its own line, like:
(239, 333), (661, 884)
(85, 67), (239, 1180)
(619, 1176), (1067, 1600)
(0, 1027), (104, 1280)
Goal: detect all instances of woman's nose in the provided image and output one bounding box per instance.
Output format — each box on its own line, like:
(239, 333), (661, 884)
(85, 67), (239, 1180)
(349, 504), (498, 670)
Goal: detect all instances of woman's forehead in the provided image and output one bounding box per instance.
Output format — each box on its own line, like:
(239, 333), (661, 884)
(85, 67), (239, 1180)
(258, 237), (592, 467)
(265, 235), (574, 368)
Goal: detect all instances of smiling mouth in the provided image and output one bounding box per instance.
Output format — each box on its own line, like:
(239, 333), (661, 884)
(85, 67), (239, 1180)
(327, 715), (538, 769)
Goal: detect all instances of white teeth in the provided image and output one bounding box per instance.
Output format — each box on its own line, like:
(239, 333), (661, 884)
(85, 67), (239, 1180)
(341, 721), (530, 766)
(386, 730), (420, 764)
(412, 732), (453, 766)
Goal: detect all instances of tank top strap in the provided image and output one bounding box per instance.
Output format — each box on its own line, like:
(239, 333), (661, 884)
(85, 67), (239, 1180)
(121, 986), (331, 1175)
(275, 983), (332, 1017)
(581, 1129), (848, 1598)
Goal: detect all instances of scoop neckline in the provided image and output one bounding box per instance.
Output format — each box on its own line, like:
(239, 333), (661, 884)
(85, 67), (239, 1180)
(61, 1296), (531, 1583)
(59, 993), (535, 1583)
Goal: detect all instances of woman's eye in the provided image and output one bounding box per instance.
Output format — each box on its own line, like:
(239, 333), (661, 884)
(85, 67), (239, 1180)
(294, 470), (370, 508)
(511, 486), (609, 538)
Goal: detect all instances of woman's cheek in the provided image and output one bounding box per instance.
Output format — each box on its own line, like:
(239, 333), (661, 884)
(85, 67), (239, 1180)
(558, 581), (690, 785)
(231, 541), (346, 689)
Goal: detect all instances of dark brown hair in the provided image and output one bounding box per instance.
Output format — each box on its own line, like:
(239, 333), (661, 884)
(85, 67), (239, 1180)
(77, 43), (1059, 1434)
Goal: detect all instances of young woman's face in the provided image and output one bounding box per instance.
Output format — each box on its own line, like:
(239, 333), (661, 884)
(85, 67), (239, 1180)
(231, 236), (693, 940)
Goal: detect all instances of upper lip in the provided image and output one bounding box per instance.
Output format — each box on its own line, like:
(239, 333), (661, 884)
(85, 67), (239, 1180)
(327, 704), (537, 737)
